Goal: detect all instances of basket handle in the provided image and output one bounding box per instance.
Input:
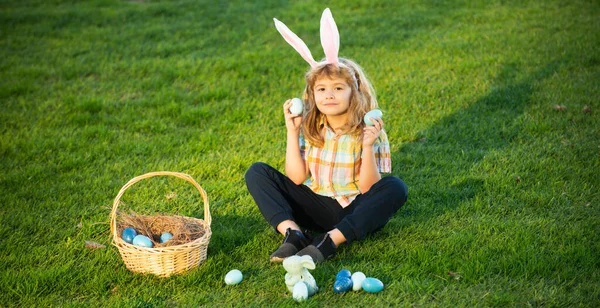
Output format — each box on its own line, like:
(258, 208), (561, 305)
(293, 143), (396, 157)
(110, 171), (211, 239)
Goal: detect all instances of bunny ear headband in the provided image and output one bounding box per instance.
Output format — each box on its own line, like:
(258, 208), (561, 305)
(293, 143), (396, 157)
(273, 8), (340, 67)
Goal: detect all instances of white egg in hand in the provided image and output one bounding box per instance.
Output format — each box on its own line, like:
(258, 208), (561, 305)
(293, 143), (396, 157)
(289, 98), (304, 116)
(364, 109), (383, 126)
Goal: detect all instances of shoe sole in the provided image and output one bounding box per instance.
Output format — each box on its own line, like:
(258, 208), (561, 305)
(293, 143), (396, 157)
(270, 256), (285, 263)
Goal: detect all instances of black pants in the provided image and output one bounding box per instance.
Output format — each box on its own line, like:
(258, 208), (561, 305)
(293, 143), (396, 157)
(244, 162), (408, 243)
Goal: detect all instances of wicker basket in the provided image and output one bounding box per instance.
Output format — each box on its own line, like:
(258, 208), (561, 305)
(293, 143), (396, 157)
(110, 171), (212, 277)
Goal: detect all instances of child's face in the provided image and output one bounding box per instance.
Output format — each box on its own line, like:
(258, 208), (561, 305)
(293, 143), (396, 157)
(313, 76), (352, 118)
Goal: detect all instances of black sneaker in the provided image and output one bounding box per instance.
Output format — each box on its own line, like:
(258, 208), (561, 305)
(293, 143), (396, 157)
(270, 228), (311, 263)
(296, 233), (337, 263)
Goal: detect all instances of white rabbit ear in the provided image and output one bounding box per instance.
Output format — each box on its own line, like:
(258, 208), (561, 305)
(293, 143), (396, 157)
(300, 255), (316, 269)
(320, 8), (339, 65)
(274, 18), (318, 67)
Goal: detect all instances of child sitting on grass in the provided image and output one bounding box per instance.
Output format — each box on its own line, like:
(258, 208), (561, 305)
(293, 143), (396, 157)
(245, 8), (408, 263)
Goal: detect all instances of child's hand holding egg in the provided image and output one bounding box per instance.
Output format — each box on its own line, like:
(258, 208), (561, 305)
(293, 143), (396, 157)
(289, 98), (304, 116)
(363, 109), (382, 126)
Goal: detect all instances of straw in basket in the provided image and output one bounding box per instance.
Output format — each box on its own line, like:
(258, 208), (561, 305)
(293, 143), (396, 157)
(110, 171), (212, 277)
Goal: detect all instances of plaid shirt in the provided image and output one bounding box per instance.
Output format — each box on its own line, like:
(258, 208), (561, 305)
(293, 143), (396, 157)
(299, 123), (391, 208)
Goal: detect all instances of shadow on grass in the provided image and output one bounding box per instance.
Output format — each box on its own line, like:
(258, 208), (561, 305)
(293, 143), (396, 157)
(208, 213), (264, 257)
(381, 60), (563, 236)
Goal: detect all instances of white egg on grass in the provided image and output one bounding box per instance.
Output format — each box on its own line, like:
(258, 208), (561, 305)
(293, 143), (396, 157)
(292, 281), (309, 302)
(351, 272), (367, 291)
(224, 269), (243, 285)
(289, 98), (304, 116)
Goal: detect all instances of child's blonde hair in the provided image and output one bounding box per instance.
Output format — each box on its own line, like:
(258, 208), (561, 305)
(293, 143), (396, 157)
(301, 58), (378, 147)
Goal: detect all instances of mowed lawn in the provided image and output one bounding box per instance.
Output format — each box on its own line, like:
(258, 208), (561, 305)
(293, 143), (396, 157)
(1, 0), (598, 306)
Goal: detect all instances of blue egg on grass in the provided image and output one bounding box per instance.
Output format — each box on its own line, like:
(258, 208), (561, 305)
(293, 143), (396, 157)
(362, 277), (384, 293)
(132, 235), (154, 248)
(160, 232), (173, 243)
(364, 109), (383, 126)
(224, 269), (243, 285)
(335, 269), (352, 281)
(333, 277), (353, 293)
(121, 228), (137, 244)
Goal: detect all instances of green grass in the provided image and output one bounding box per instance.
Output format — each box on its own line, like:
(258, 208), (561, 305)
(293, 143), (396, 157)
(1, 0), (599, 306)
